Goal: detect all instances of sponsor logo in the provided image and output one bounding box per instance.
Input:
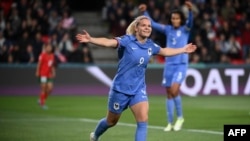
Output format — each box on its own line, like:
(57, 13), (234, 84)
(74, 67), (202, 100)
(181, 68), (250, 96)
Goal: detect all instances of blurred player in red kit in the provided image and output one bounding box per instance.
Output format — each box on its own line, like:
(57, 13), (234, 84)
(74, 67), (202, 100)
(35, 43), (56, 109)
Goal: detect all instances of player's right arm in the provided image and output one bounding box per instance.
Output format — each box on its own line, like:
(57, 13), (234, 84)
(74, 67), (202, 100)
(138, 4), (167, 34)
(35, 56), (42, 77)
(184, 1), (193, 31)
(75, 30), (118, 48)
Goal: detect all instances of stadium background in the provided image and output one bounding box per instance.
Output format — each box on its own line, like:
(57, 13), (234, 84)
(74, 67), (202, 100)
(0, 0), (249, 96)
(0, 1), (250, 141)
(1, 64), (250, 96)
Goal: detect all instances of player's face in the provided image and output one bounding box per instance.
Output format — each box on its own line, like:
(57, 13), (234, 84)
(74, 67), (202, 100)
(45, 44), (53, 53)
(171, 13), (181, 27)
(136, 19), (152, 38)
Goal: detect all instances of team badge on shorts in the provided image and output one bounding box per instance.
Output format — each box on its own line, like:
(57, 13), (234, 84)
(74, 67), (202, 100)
(113, 102), (120, 110)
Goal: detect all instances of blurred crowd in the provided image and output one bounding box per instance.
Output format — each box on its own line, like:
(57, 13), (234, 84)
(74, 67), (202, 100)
(102, 0), (250, 64)
(1, 0), (250, 65)
(0, 0), (94, 64)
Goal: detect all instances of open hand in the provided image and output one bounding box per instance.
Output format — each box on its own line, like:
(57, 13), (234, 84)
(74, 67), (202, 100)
(138, 4), (147, 13)
(75, 30), (91, 43)
(184, 43), (197, 53)
(185, 0), (193, 10)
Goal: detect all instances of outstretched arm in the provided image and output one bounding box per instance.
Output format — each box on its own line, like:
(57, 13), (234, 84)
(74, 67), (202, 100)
(158, 43), (197, 57)
(185, 1), (193, 30)
(75, 30), (118, 48)
(138, 4), (167, 34)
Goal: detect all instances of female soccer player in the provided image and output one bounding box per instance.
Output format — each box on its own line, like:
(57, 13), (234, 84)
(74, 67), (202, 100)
(35, 43), (56, 110)
(76, 15), (196, 141)
(139, 1), (193, 131)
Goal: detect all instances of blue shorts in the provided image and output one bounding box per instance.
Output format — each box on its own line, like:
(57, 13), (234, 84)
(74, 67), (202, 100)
(162, 64), (187, 87)
(108, 90), (148, 114)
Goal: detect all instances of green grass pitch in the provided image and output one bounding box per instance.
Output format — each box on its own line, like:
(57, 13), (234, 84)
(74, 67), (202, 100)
(0, 95), (250, 141)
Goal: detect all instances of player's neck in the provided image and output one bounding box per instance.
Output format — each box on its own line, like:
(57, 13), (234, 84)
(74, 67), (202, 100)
(136, 35), (147, 44)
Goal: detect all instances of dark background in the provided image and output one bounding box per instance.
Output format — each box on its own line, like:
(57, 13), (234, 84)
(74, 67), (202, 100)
(67, 0), (106, 11)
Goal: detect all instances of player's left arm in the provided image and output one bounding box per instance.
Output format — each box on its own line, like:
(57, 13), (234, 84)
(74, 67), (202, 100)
(158, 43), (197, 57)
(35, 55), (42, 77)
(139, 4), (167, 34)
(145, 11), (167, 34)
(51, 66), (56, 78)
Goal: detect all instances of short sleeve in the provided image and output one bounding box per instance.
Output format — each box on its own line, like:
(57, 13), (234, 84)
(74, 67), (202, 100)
(115, 35), (130, 48)
(151, 42), (161, 55)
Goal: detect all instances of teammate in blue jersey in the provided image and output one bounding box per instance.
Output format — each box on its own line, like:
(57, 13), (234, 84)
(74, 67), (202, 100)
(139, 1), (193, 131)
(76, 15), (196, 141)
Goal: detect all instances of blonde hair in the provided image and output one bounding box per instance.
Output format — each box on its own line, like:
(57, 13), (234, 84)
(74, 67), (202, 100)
(126, 15), (150, 35)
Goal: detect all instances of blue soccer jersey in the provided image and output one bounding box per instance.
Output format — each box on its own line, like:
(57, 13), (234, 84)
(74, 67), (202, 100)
(144, 11), (193, 65)
(111, 35), (160, 95)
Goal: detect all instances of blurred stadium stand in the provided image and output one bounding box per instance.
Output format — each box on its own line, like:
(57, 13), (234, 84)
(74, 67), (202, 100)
(73, 11), (118, 64)
(0, 0), (250, 65)
(64, 0), (118, 64)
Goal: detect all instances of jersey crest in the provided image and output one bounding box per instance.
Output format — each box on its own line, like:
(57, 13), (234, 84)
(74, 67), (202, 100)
(177, 30), (181, 37)
(148, 48), (152, 56)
